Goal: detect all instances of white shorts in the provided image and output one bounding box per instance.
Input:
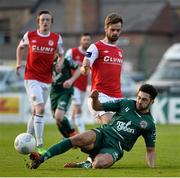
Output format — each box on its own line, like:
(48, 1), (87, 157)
(87, 92), (122, 119)
(24, 80), (51, 106)
(72, 87), (86, 105)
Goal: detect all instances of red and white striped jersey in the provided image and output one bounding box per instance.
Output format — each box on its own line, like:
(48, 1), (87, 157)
(19, 30), (64, 83)
(86, 40), (124, 98)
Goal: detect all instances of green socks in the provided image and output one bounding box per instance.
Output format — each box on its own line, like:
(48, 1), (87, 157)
(43, 138), (73, 161)
(57, 117), (75, 137)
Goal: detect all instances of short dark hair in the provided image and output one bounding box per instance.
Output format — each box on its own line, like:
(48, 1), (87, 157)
(37, 10), (53, 23)
(81, 33), (92, 37)
(139, 84), (158, 99)
(105, 13), (123, 27)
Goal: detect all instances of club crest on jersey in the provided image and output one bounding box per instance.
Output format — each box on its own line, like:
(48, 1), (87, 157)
(32, 40), (37, 43)
(48, 40), (54, 46)
(140, 120), (148, 129)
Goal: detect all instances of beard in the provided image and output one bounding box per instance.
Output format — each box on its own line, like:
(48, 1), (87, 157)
(107, 34), (119, 43)
(136, 103), (150, 112)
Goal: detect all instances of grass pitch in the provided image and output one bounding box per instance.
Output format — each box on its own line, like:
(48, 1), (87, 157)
(0, 123), (180, 177)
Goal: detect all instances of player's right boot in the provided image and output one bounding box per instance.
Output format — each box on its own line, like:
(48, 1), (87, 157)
(26, 152), (44, 169)
(64, 160), (92, 169)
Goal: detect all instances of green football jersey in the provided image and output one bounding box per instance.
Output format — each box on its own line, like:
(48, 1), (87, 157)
(51, 57), (78, 94)
(101, 98), (156, 151)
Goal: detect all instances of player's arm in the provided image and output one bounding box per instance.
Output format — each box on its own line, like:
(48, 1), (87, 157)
(81, 44), (98, 75)
(90, 90), (104, 111)
(90, 90), (124, 111)
(63, 66), (81, 88)
(146, 147), (155, 168)
(143, 124), (156, 168)
(16, 32), (28, 75)
(80, 57), (90, 75)
(16, 45), (25, 75)
(56, 53), (64, 73)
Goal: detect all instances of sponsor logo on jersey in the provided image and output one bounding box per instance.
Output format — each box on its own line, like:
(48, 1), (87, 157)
(103, 50), (109, 53)
(103, 56), (123, 65)
(48, 40), (54, 46)
(125, 107), (130, 112)
(86, 51), (92, 57)
(116, 121), (135, 134)
(32, 45), (54, 54)
(140, 120), (148, 129)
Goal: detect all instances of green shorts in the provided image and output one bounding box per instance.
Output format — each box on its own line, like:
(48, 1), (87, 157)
(89, 128), (124, 162)
(50, 91), (72, 112)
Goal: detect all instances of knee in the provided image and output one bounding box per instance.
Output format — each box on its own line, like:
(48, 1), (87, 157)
(71, 136), (87, 147)
(74, 105), (81, 115)
(92, 160), (111, 169)
(54, 111), (64, 122)
(92, 155), (113, 169)
(35, 105), (45, 115)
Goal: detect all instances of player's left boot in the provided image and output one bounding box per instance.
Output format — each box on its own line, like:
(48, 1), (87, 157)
(64, 160), (92, 169)
(26, 152), (44, 169)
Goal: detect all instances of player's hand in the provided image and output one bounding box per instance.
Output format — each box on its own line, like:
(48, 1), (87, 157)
(90, 90), (99, 99)
(16, 65), (21, 76)
(63, 79), (73, 88)
(80, 66), (89, 75)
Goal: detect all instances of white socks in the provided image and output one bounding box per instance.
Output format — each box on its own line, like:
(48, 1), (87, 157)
(27, 116), (34, 135)
(75, 114), (85, 133)
(33, 114), (44, 147)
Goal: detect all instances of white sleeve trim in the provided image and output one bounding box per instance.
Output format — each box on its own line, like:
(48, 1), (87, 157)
(86, 44), (99, 67)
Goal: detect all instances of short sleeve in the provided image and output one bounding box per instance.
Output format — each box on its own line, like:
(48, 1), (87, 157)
(19, 32), (29, 47)
(66, 57), (78, 70)
(57, 34), (64, 54)
(142, 124), (156, 147)
(102, 99), (124, 112)
(65, 49), (72, 59)
(85, 44), (98, 67)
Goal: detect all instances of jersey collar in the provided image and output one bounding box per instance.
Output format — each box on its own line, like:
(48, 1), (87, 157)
(37, 30), (50, 37)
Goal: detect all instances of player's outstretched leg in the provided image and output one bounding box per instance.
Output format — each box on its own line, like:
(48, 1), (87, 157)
(26, 138), (73, 169)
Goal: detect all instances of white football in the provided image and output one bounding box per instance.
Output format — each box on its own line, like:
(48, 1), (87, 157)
(14, 133), (36, 154)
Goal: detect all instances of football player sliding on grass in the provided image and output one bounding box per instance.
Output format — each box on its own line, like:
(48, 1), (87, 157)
(27, 84), (157, 169)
